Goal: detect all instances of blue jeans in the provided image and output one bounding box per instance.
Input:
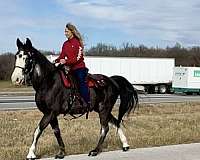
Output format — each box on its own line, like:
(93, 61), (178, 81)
(73, 68), (90, 104)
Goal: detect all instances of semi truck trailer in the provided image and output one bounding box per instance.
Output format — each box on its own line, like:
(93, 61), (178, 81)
(172, 66), (200, 94)
(47, 55), (175, 94)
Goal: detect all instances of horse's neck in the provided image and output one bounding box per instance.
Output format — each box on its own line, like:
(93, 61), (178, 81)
(31, 53), (55, 91)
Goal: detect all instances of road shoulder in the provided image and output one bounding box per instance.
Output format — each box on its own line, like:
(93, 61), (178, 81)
(39, 143), (200, 160)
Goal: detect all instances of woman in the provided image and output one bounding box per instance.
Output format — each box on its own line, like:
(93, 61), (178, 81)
(55, 23), (90, 112)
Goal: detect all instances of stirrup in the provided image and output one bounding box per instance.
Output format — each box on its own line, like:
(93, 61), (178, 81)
(86, 108), (89, 119)
(85, 102), (91, 119)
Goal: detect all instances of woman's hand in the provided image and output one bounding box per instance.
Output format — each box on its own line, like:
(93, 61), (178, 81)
(60, 59), (66, 64)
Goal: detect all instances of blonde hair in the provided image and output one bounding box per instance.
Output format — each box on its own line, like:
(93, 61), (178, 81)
(66, 23), (84, 47)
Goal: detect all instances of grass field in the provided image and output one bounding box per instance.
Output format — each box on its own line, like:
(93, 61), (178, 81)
(0, 81), (33, 92)
(0, 81), (16, 89)
(1, 102), (200, 160)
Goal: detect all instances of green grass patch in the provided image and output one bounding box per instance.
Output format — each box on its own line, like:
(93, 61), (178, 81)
(1, 102), (200, 159)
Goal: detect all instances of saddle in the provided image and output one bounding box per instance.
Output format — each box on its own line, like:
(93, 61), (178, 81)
(59, 71), (106, 89)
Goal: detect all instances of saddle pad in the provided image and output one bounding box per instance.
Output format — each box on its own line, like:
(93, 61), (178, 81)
(60, 71), (96, 88)
(60, 71), (71, 87)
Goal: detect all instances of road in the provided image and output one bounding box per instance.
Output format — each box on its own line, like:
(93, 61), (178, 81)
(0, 93), (200, 110)
(2, 92), (200, 160)
(140, 94), (200, 103)
(39, 143), (200, 160)
(0, 95), (36, 110)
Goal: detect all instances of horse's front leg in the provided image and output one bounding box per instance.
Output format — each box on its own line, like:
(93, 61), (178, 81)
(26, 113), (54, 160)
(89, 124), (109, 156)
(50, 117), (65, 159)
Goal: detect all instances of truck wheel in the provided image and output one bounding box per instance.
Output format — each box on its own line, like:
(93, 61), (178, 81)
(154, 85), (159, 93)
(159, 85), (167, 94)
(186, 92), (193, 95)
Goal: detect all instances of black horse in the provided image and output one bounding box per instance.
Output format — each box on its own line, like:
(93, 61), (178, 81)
(11, 38), (138, 160)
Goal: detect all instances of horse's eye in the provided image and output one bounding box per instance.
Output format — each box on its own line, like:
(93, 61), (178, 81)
(19, 54), (22, 58)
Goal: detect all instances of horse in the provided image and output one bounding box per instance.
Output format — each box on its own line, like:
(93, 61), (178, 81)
(11, 38), (138, 160)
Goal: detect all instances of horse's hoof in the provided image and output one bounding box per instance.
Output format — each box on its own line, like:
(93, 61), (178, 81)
(55, 154), (65, 159)
(88, 150), (98, 156)
(123, 146), (129, 152)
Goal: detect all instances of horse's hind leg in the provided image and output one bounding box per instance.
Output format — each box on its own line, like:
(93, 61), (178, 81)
(88, 84), (119, 156)
(109, 114), (130, 151)
(26, 113), (54, 160)
(50, 117), (65, 159)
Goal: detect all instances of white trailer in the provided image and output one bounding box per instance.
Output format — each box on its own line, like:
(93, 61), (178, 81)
(47, 55), (175, 93)
(172, 67), (200, 94)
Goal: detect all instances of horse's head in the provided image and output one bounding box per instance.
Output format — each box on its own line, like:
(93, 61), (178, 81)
(11, 38), (34, 85)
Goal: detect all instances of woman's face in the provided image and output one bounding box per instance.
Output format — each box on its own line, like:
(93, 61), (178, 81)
(64, 28), (73, 39)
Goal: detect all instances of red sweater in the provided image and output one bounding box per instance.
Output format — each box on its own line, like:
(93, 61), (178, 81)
(56, 37), (86, 70)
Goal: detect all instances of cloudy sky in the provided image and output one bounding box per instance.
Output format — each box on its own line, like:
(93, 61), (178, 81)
(0, 0), (200, 53)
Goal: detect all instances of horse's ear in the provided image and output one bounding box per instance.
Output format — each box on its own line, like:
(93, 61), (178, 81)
(26, 38), (32, 49)
(16, 38), (23, 49)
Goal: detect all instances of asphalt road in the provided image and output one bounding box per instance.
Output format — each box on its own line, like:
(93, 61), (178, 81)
(140, 94), (200, 103)
(1, 93), (200, 110)
(39, 143), (200, 160)
(0, 95), (36, 110)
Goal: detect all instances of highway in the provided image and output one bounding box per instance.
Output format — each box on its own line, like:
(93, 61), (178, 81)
(39, 143), (200, 160)
(0, 93), (200, 110)
(0, 95), (36, 110)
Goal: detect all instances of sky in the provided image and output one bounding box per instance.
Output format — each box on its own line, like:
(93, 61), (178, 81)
(0, 0), (200, 53)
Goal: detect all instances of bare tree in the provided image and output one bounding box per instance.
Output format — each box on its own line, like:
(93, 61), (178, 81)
(0, 53), (15, 80)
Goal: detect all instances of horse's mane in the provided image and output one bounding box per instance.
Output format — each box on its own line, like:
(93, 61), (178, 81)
(31, 47), (55, 72)
(29, 46), (60, 90)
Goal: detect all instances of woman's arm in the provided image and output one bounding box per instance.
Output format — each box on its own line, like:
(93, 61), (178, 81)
(55, 43), (66, 63)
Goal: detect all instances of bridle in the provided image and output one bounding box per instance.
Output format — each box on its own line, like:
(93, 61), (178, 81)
(14, 65), (25, 70)
(24, 54), (35, 75)
(15, 51), (35, 75)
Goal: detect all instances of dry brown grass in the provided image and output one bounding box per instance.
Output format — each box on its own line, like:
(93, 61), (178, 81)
(0, 81), (33, 92)
(1, 102), (200, 160)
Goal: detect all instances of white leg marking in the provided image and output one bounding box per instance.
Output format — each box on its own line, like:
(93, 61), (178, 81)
(109, 122), (129, 148)
(101, 127), (106, 136)
(27, 126), (40, 159)
(117, 128), (129, 148)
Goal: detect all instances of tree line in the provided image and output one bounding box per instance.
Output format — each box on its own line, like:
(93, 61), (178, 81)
(86, 42), (200, 67)
(0, 53), (15, 81)
(1, 42), (200, 81)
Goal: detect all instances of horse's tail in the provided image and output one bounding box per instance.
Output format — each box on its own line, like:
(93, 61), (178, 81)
(110, 75), (138, 124)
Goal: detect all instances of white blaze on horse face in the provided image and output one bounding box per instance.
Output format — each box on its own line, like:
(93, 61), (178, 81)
(11, 51), (28, 85)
